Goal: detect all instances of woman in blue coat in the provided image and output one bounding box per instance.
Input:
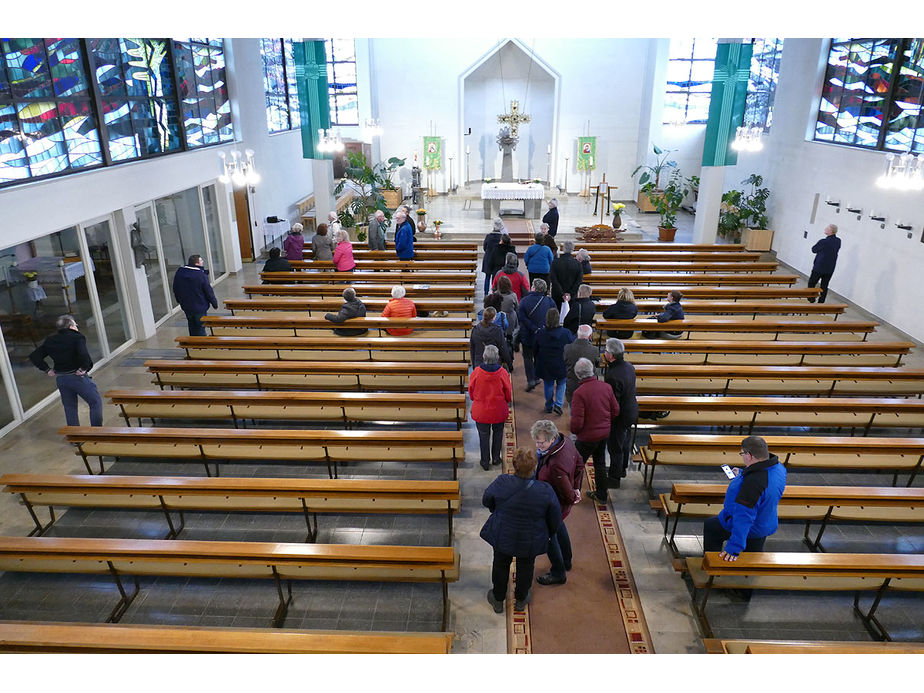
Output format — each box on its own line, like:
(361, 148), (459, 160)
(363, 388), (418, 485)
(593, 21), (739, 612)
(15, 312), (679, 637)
(534, 307), (575, 414)
(482, 447), (561, 613)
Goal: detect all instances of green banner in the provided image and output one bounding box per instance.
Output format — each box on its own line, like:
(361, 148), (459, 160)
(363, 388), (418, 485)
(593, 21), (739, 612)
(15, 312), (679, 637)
(294, 40), (331, 159)
(577, 136), (596, 171)
(423, 136), (442, 170)
(702, 41), (753, 167)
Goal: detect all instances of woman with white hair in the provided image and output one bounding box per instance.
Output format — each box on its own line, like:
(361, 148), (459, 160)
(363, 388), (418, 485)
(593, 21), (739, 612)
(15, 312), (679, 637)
(332, 229), (356, 272)
(381, 285), (417, 335)
(469, 343), (512, 470)
(481, 218), (505, 294)
(283, 223), (305, 261)
(327, 211), (342, 237)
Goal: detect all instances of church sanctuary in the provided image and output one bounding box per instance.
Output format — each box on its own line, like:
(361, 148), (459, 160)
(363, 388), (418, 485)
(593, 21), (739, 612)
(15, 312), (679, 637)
(2, 16), (924, 673)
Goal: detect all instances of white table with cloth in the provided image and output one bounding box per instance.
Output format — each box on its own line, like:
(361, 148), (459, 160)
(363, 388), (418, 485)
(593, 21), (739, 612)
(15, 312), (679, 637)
(480, 182), (544, 219)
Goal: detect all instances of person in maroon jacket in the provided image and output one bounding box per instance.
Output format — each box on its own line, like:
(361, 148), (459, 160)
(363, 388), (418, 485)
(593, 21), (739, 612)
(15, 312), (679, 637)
(469, 344), (513, 470)
(530, 419), (584, 586)
(570, 357), (620, 503)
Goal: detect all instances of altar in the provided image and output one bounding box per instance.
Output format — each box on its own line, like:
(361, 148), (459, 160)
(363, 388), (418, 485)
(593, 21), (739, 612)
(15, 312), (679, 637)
(480, 182), (544, 219)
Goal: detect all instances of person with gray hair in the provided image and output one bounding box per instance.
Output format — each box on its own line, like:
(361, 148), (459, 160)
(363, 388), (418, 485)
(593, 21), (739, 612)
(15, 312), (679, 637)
(394, 210), (415, 260)
(481, 219), (505, 294)
(491, 251), (529, 300)
(562, 283), (596, 335)
(324, 286), (368, 336)
(603, 337), (638, 486)
(283, 222), (305, 261)
(571, 356), (620, 504)
(470, 306), (511, 371)
(539, 222), (558, 257)
(517, 279), (556, 392)
(563, 323), (600, 405)
(29, 315), (103, 427)
(524, 231), (554, 287)
(807, 223), (841, 303)
(381, 284), (417, 335)
(549, 239), (584, 309)
(542, 198), (560, 237)
(531, 418), (583, 586)
(368, 209), (386, 250)
(469, 343), (512, 470)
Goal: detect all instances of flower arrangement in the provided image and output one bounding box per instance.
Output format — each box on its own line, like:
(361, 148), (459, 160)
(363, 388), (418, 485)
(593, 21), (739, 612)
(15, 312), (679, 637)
(484, 178), (493, 183)
(416, 209), (427, 217)
(433, 220), (443, 227)
(612, 202), (626, 215)
(23, 271), (39, 281)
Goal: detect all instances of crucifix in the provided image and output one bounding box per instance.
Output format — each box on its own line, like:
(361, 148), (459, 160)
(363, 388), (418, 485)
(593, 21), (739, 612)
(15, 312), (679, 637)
(497, 100), (530, 139)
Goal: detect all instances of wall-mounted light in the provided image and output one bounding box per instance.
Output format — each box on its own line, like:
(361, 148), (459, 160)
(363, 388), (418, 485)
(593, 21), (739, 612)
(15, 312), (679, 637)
(824, 197), (841, 208)
(876, 152), (924, 191)
(869, 211), (886, 222)
(846, 205), (862, 214)
(732, 125), (763, 152)
(317, 129), (345, 154)
(218, 149), (260, 188)
(895, 221), (913, 231)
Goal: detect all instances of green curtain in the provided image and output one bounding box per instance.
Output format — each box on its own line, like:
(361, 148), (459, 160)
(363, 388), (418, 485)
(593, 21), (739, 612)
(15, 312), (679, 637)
(701, 41), (753, 167)
(293, 40), (332, 159)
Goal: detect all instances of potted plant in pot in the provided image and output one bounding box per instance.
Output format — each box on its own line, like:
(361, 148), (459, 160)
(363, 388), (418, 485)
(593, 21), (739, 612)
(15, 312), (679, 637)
(718, 174), (772, 249)
(642, 170), (698, 242)
(378, 156), (406, 209)
(335, 152), (392, 239)
(631, 144), (677, 213)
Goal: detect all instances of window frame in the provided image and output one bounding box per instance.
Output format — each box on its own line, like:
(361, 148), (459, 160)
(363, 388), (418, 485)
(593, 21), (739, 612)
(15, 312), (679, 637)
(325, 38), (358, 127)
(260, 38), (301, 134)
(663, 38), (718, 126)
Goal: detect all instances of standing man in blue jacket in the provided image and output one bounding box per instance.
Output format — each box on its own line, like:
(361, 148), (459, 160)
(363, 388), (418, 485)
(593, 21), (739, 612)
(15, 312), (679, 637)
(394, 210), (415, 260)
(703, 435), (787, 561)
(172, 254), (218, 336)
(807, 223), (841, 303)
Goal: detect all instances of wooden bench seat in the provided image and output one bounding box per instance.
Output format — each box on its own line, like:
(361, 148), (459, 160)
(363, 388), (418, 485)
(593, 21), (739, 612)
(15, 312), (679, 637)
(596, 318), (877, 343)
(107, 389), (468, 429)
(704, 638), (924, 654)
(578, 250), (763, 262)
(243, 283), (476, 299)
(637, 395), (924, 434)
(145, 359), (470, 393)
(601, 300), (846, 319)
(640, 434), (924, 492)
(200, 315), (473, 339)
(225, 297), (474, 319)
(293, 259), (477, 272)
(260, 270), (476, 285)
(624, 339), (914, 366)
(0, 536), (459, 628)
(59, 426), (465, 479)
(584, 272), (797, 286)
(592, 286), (821, 301)
(657, 483), (924, 554)
(1, 473), (461, 543)
(684, 551), (924, 640)
(304, 248), (477, 260)
(634, 364), (924, 397)
(0, 620), (454, 653)
(576, 242), (749, 251)
(176, 336), (471, 362)
(585, 261), (778, 273)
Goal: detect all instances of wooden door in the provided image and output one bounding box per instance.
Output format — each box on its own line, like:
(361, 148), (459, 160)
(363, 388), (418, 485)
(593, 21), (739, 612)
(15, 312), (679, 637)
(233, 188), (253, 262)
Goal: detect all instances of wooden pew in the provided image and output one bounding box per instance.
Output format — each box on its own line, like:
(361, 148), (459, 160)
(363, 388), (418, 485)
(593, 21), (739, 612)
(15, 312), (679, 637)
(309, 241), (478, 251)
(636, 395), (924, 434)
(590, 286), (821, 301)
(684, 551), (924, 640)
(107, 389), (468, 429)
(0, 621), (455, 653)
(600, 300), (846, 320)
(585, 261), (778, 273)
(1, 474), (461, 543)
(145, 359), (470, 393)
(225, 297), (475, 319)
(200, 315), (473, 339)
(296, 193), (316, 231)
(579, 251), (763, 262)
(60, 426), (465, 479)
(640, 434), (924, 492)
(175, 336), (471, 362)
(260, 271), (476, 285)
(0, 536), (460, 629)
(584, 272), (797, 286)
(292, 259), (477, 272)
(657, 483), (924, 554)
(634, 364), (924, 397)
(595, 318), (877, 342)
(576, 242), (749, 251)
(304, 248), (478, 261)
(623, 339), (914, 366)
(243, 283), (476, 299)
(704, 638), (924, 654)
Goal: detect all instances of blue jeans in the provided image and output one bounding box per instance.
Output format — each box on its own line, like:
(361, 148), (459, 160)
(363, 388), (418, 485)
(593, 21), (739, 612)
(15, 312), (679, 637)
(543, 378), (566, 410)
(546, 520), (572, 579)
(184, 311), (207, 336)
(56, 373), (103, 427)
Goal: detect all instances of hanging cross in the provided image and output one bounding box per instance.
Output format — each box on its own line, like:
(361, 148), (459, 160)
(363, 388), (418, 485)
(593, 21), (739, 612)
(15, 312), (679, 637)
(497, 100), (531, 139)
(705, 41), (753, 166)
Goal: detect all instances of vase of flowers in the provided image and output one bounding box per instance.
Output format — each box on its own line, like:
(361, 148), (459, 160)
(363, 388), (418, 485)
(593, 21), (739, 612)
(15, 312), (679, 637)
(416, 208), (427, 232)
(611, 202), (626, 230)
(433, 219), (443, 239)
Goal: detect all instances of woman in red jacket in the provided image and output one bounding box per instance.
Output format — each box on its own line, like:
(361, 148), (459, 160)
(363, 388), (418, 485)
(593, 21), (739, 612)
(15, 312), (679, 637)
(469, 344), (512, 470)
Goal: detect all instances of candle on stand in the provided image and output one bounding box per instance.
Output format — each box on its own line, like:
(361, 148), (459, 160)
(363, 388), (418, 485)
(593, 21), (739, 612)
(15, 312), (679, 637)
(466, 145), (470, 155)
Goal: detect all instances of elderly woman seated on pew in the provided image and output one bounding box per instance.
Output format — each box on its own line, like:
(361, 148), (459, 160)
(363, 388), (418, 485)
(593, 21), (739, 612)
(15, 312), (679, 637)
(642, 289), (685, 339)
(324, 287), (368, 336)
(382, 285), (418, 336)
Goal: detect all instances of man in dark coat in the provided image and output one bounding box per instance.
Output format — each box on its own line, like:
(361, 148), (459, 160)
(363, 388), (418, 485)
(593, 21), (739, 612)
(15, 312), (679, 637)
(481, 218), (504, 295)
(517, 278), (556, 391)
(172, 254), (218, 336)
(807, 223), (841, 303)
(482, 448), (561, 613)
(642, 289), (685, 339)
(261, 247), (292, 282)
(562, 283), (596, 335)
(603, 338), (638, 486)
(549, 240), (584, 309)
(570, 358), (620, 503)
(470, 306), (512, 370)
(323, 287), (368, 336)
(563, 324), (600, 405)
(542, 198), (559, 237)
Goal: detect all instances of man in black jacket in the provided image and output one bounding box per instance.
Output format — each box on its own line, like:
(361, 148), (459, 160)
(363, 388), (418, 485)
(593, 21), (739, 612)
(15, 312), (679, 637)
(603, 338), (638, 486)
(324, 287), (368, 336)
(29, 314), (103, 426)
(261, 247), (292, 282)
(807, 224), (841, 303)
(563, 324), (600, 405)
(549, 240), (584, 309)
(562, 284), (596, 335)
(542, 198), (559, 237)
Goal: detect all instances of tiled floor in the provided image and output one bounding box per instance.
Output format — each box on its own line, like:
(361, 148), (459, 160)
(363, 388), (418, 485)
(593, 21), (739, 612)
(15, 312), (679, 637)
(1, 191), (922, 652)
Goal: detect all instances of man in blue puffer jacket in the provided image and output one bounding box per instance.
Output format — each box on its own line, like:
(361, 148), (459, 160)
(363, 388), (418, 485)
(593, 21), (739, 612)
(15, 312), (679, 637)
(703, 435), (787, 560)
(172, 254), (218, 336)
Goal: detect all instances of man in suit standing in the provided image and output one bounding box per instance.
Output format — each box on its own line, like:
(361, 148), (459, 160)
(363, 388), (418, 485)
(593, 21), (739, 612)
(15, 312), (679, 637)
(172, 254), (218, 336)
(807, 224), (841, 303)
(542, 198), (559, 237)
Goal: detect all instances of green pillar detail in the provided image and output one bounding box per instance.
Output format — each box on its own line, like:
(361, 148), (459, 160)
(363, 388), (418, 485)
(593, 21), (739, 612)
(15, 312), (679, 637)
(702, 41), (753, 167)
(294, 40), (332, 160)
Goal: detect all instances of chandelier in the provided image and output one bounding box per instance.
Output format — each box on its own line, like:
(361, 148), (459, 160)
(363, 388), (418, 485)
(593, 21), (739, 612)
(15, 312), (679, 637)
(317, 129), (345, 153)
(218, 149), (260, 187)
(732, 125), (763, 152)
(876, 152), (924, 191)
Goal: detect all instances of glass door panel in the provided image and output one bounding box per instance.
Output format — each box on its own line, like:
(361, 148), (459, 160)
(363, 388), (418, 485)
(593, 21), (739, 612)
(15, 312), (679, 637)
(201, 184), (226, 278)
(156, 187), (206, 291)
(134, 205), (171, 322)
(82, 219), (131, 353)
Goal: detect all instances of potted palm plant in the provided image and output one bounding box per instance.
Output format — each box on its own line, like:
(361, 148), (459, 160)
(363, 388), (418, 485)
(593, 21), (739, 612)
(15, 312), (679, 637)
(718, 174), (772, 248)
(631, 144), (677, 213)
(642, 170), (698, 242)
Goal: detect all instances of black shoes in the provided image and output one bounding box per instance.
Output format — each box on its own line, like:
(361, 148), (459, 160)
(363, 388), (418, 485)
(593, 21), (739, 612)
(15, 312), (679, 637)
(514, 589), (532, 612)
(491, 458), (503, 466)
(607, 476), (622, 488)
(537, 572), (567, 586)
(544, 406), (553, 413)
(480, 459), (490, 471)
(586, 490), (607, 503)
(525, 381), (538, 392)
(486, 589), (504, 613)
(552, 405), (563, 416)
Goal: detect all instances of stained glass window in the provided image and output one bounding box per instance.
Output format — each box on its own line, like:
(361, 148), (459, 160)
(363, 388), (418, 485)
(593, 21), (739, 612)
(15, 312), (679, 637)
(815, 38), (924, 153)
(260, 38), (301, 134)
(663, 38), (717, 125)
(326, 38), (358, 126)
(744, 38), (784, 131)
(1, 38), (231, 188)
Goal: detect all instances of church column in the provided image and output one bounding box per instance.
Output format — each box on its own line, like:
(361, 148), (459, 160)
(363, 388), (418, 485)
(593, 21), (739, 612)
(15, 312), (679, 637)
(692, 39), (752, 244)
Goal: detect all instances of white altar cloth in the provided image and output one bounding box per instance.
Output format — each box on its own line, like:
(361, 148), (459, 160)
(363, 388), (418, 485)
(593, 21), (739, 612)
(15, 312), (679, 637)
(480, 182), (544, 200)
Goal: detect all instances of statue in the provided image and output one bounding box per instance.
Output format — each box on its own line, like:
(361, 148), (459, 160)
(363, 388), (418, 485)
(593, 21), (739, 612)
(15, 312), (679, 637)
(496, 126), (518, 182)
